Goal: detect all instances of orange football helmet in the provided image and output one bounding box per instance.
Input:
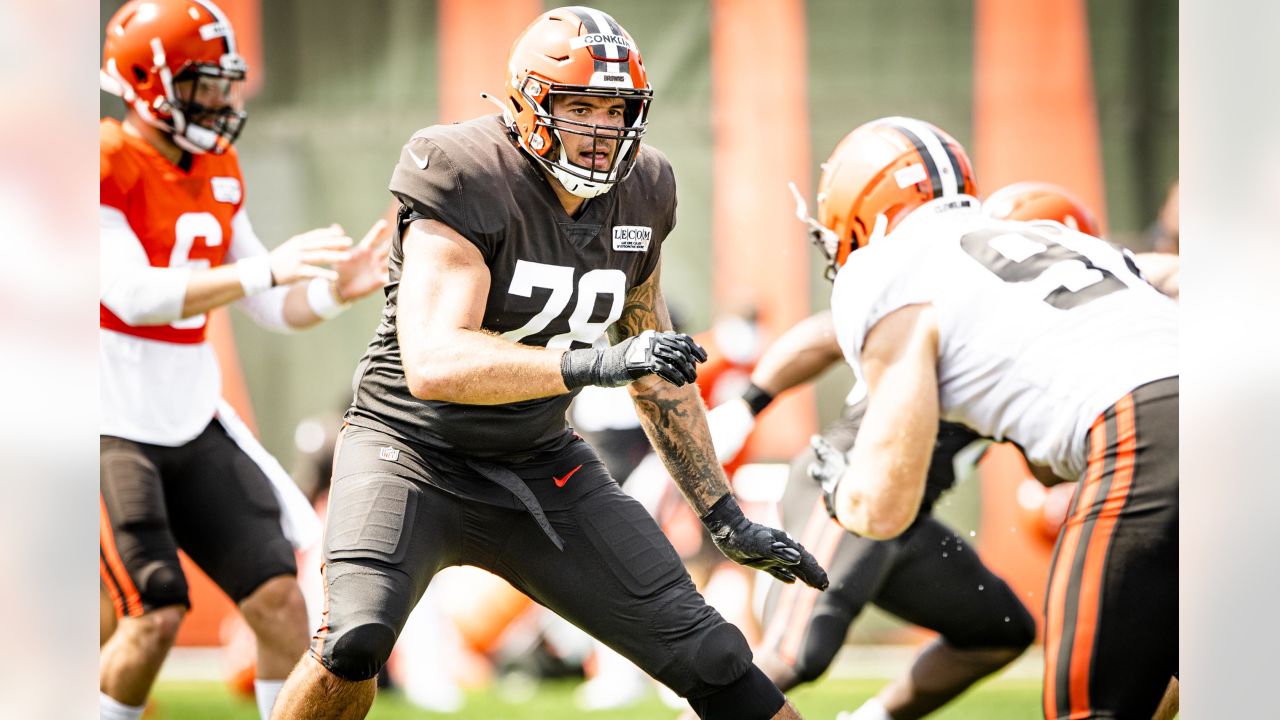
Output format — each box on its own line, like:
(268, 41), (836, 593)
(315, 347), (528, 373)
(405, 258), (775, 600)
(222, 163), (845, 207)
(802, 117), (977, 278)
(101, 0), (247, 155)
(501, 6), (651, 199)
(984, 181), (1103, 237)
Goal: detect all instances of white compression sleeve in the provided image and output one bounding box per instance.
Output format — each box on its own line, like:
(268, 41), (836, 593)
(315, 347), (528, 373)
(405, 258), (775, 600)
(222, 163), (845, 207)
(227, 208), (293, 332)
(99, 205), (190, 326)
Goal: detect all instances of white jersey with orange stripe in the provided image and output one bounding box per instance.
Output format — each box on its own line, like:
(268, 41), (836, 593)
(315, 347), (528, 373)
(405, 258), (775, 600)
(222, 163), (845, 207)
(830, 196), (1178, 480)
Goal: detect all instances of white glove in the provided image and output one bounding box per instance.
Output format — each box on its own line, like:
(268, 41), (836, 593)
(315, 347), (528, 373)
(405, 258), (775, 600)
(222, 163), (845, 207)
(807, 434), (849, 520)
(705, 398), (757, 464)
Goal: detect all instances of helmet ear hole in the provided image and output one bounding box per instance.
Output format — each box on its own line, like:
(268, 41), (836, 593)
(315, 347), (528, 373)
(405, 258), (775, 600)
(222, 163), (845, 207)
(132, 65), (148, 83)
(851, 218), (868, 249)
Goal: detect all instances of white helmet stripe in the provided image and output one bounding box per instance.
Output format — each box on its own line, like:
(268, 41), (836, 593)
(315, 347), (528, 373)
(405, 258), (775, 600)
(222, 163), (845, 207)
(191, 0), (238, 54)
(584, 7), (623, 74)
(888, 116), (959, 197)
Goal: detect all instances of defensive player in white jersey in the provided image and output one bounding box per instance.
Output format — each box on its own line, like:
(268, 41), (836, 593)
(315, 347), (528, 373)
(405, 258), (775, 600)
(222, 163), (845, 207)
(98, 2), (389, 719)
(803, 117), (1178, 720)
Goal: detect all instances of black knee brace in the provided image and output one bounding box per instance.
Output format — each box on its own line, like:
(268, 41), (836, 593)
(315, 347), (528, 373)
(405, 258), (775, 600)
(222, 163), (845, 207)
(138, 561), (189, 610)
(688, 664), (786, 720)
(317, 621), (398, 682)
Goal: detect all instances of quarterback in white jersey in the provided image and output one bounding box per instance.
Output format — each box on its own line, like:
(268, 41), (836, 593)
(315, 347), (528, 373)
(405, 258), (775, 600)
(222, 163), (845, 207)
(804, 117), (1178, 720)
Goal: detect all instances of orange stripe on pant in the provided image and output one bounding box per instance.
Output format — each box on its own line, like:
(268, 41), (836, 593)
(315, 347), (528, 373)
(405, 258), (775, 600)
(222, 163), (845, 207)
(100, 556), (126, 619)
(1043, 415), (1109, 718)
(1067, 394), (1137, 717)
(99, 494), (144, 618)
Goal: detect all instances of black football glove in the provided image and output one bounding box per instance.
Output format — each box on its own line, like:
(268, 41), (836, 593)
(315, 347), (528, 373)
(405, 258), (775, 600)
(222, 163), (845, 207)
(561, 330), (707, 389)
(701, 494), (829, 590)
(807, 434), (847, 521)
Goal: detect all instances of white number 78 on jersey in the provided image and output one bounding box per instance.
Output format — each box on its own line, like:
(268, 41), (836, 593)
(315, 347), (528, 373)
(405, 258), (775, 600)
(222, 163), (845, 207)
(500, 259), (627, 349)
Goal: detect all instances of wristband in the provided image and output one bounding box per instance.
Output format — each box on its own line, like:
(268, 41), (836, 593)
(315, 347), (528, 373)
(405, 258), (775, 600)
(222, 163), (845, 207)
(699, 493), (743, 531)
(561, 347), (604, 390)
(742, 382), (775, 416)
(237, 255), (274, 297)
(306, 277), (350, 319)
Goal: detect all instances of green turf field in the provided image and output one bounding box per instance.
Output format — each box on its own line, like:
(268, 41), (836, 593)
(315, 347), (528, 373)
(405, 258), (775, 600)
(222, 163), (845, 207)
(150, 676), (1042, 719)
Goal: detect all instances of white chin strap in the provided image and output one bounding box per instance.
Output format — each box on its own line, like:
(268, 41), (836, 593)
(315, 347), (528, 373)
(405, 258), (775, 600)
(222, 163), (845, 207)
(551, 164), (614, 199)
(551, 142), (616, 199)
(132, 99), (218, 155)
(173, 124), (219, 154)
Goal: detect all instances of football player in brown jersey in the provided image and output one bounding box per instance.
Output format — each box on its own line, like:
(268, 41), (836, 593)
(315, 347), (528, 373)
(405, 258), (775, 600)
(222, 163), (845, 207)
(271, 7), (827, 720)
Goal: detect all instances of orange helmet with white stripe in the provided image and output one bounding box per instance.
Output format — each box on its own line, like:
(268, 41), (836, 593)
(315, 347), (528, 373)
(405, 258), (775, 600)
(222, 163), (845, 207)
(501, 6), (652, 199)
(807, 117), (977, 277)
(101, 0), (248, 155)
(983, 181), (1103, 237)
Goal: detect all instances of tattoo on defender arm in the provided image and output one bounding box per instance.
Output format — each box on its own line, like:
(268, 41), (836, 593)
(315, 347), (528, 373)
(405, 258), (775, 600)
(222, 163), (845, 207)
(613, 268), (729, 514)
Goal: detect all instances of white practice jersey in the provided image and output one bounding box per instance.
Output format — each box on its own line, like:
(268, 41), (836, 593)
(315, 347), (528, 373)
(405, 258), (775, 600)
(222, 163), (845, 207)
(830, 196), (1178, 480)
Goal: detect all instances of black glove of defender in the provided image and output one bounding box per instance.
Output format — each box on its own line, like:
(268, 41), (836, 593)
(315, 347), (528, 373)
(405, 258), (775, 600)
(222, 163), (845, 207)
(561, 330), (707, 389)
(701, 495), (829, 589)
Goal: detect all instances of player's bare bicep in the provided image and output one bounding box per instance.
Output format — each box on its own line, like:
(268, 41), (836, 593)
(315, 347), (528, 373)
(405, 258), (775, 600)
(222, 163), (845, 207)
(399, 219), (490, 336)
(861, 303), (938, 388)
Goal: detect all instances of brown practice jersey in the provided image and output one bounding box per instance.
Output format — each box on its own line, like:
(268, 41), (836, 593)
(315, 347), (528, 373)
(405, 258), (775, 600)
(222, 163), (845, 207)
(347, 114), (676, 466)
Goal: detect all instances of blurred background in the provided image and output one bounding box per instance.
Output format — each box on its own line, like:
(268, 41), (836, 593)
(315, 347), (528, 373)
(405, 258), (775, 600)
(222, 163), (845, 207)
(89, 0), (1184, 717)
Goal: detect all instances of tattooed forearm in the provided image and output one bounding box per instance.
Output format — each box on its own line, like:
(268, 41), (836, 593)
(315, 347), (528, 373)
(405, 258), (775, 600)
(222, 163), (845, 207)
(618, 259), (725, 513)
(630, 377), (730, 514)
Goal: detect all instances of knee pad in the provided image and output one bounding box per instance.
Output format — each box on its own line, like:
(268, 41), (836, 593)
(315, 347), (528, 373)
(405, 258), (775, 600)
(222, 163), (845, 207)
(689, 622), (753, 691)
(688, 664), (785, 720)
(138, 561), (189, 611)
(317, 621), (398, 682)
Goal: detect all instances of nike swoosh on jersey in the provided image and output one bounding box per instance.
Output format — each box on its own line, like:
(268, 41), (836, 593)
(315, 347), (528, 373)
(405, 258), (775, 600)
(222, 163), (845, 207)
(406, 145), (429, 170)
(553, 464), (584, 488)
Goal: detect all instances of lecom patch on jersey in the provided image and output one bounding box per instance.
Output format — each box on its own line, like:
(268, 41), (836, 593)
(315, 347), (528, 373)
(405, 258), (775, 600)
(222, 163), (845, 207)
(211, 177), (242, 204)
(612, 226), (652, 252)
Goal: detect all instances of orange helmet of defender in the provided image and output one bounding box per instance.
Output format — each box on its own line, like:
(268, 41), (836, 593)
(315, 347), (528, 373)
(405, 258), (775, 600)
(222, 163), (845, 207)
(983, 181), (1104, 237)
(500, 6), (652, 199)
(101, 0), (247, 154)
(798, 117), (977, 279)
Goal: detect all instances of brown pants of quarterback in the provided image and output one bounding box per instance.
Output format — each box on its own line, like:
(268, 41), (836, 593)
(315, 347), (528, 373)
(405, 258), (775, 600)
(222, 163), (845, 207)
(1043, 377), (1178, 719)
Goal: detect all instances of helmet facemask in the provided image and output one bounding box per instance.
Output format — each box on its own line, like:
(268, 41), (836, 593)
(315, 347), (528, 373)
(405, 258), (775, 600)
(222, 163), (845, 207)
(789, 182), (843, 281)
(514, 77), (651, 199)
(163, 64), (247, 154)
(100, 0), (250, 156)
